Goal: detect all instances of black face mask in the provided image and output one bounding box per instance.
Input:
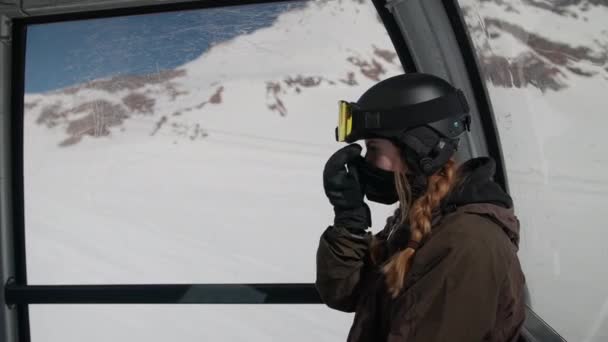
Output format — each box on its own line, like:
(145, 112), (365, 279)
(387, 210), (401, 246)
(358, 160), (429, 205)
(358, 160), (399, 205)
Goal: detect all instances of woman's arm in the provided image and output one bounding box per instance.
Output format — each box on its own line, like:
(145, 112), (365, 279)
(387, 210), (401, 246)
(317, 144), (376, 312)
(315, 225), (374, 312)
(315, 215), (394, 313)
(317, 145), (397, 312)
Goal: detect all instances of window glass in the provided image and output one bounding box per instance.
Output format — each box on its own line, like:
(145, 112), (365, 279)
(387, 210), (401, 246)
(458, 1), (608, 340)
(29, 305), (352, 342)
(23, 0), (403, 284)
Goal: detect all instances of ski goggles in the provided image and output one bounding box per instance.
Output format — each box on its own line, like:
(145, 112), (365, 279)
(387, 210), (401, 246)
(337, 100), (354, 142)
(335, 89), (471, 143)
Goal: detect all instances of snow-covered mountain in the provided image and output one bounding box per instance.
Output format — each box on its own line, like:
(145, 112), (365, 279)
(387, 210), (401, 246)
(461, 0), (607, 91)
(24, 0), (402, 148)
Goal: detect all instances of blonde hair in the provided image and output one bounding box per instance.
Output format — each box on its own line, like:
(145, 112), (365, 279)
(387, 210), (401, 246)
(372, 159), (458, 298)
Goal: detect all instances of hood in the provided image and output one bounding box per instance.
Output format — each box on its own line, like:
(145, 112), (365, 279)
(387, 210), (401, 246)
(384, 157), (520, 253)
(442, 157), (520, 247)
(445, 157), (512, 207)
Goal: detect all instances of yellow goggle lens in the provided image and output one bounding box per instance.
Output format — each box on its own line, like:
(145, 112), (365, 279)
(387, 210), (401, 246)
(338, 101), (353, 142)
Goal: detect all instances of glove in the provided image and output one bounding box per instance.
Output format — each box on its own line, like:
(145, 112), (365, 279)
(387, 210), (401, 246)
(323, 144), (371, 231)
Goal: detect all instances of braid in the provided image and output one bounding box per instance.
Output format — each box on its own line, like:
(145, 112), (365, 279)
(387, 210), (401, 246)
(382, 159), (457, 298)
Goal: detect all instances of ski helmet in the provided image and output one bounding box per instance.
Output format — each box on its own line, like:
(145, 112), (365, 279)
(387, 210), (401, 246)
(337, 73), (471, 176)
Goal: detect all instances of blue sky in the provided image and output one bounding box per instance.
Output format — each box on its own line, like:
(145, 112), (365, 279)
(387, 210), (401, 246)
(25, 1), (304, 93)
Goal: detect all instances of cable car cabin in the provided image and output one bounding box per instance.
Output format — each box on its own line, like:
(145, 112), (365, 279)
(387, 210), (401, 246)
(1, 0), (606, 341)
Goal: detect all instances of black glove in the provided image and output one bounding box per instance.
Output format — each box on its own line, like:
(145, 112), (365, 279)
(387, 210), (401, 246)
(323, 144), (371, 231)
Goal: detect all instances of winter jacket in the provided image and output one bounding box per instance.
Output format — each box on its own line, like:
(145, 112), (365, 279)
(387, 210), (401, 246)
(315, 157), (526, 342)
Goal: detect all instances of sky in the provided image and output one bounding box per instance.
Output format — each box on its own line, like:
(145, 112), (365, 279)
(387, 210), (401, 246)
(25, 1), (305, 94)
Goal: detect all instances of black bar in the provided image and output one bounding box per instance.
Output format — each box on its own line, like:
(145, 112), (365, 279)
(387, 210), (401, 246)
(523, 307), (567, 342)
(5, 283), (322, 305)
(18, 0), (308, 25)
(4, 281), (568, 341)
(10, 16), (30, 342)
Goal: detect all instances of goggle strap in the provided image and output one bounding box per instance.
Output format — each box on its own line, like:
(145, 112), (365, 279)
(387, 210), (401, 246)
(352, 90), (469, 131)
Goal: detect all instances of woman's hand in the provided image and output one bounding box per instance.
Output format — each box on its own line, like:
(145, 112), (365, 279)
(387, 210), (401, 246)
(323, 144), (371, 231)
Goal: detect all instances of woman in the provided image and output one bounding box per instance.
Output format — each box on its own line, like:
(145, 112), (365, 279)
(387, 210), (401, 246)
(316, 73), (526, 341)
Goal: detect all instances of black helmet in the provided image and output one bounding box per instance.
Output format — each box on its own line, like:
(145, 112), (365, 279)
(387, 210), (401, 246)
(347, 73), (471, 176)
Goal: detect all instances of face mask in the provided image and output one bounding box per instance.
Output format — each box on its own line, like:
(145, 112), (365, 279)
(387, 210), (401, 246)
(358, 161), (399, 205)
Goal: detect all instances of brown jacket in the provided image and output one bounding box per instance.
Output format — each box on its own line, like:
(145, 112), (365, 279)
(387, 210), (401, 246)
(315, 158), (526, 342)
